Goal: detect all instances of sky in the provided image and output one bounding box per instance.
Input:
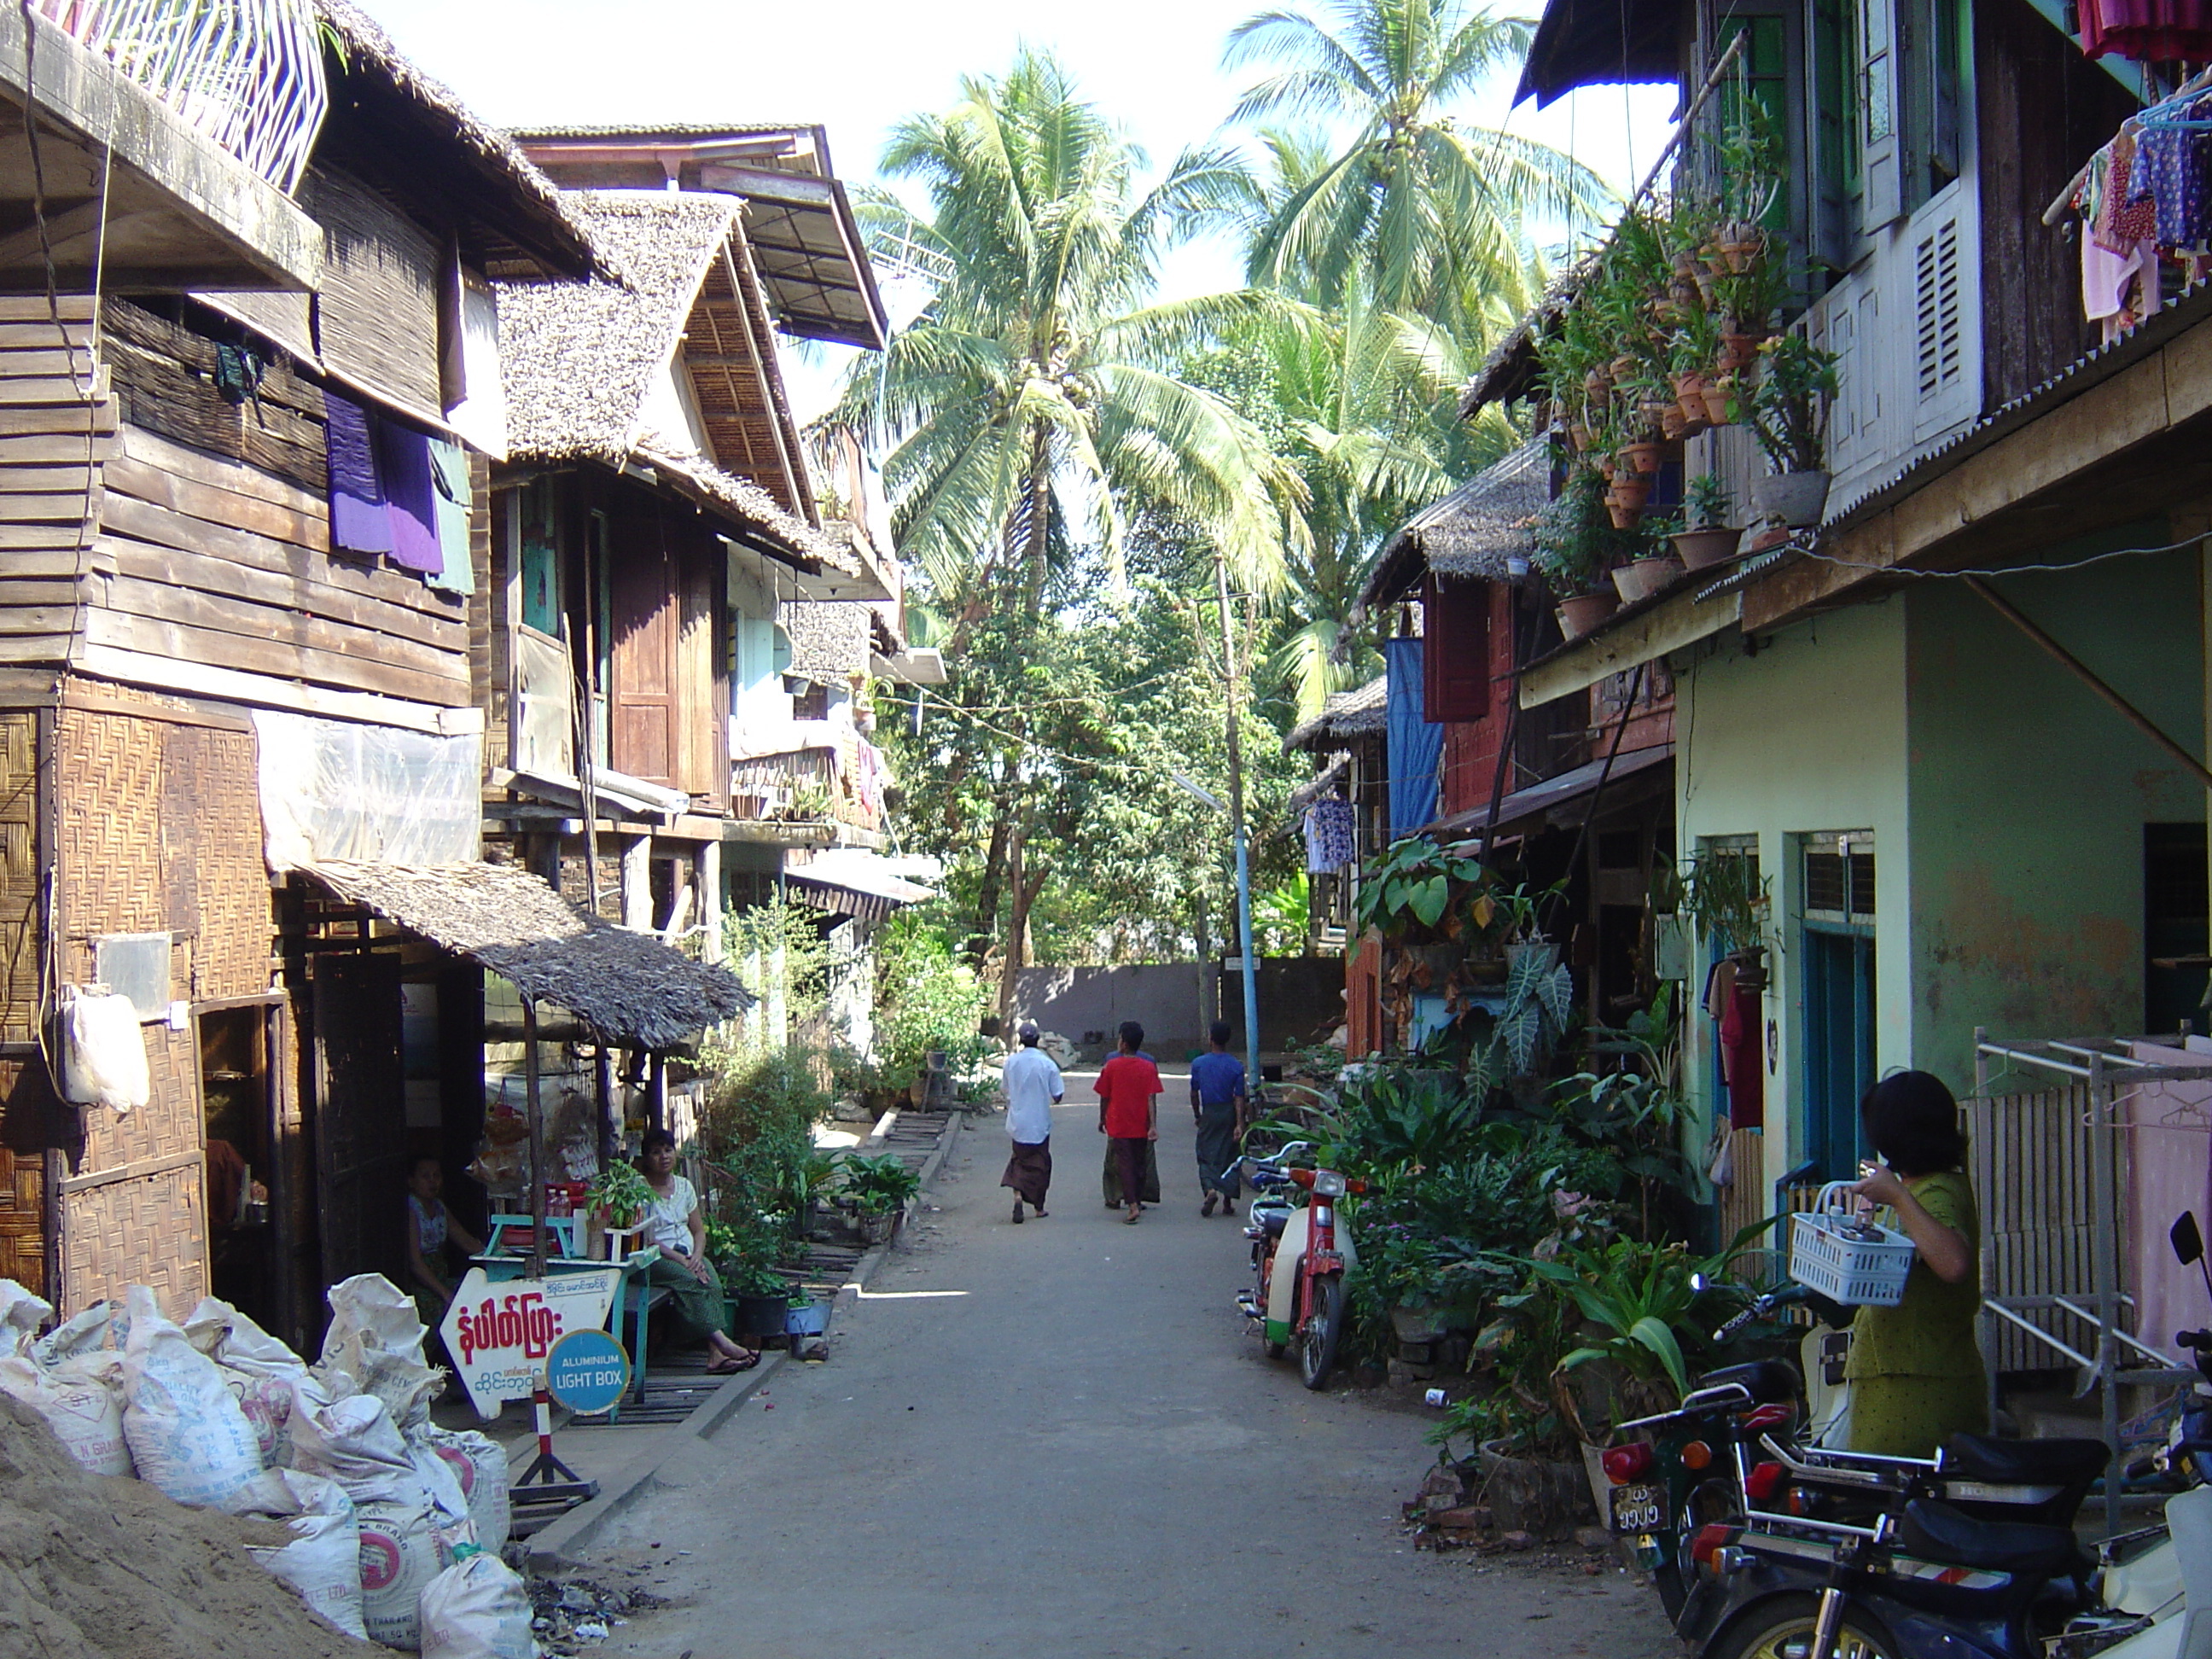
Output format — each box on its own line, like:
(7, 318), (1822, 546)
(359, 0), (1676, 417)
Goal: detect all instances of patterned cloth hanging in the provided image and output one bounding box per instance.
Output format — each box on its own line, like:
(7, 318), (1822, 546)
(1304, 798), (1356, 873)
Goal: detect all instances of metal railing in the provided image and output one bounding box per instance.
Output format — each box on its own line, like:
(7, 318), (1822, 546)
(30, 0), (328, 191)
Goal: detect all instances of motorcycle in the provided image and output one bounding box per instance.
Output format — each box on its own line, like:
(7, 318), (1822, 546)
(1231, 1142), (1362, 1390)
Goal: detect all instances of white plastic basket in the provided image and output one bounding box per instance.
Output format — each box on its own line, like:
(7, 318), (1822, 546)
(1788, 1182), (1917, 1307)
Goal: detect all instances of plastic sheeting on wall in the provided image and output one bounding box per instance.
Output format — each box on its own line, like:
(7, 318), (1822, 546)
(1384, 637), (1441, 837)
(253, 711), (481, 871)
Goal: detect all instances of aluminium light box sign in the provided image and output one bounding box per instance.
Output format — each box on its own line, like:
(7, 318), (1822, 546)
(439, 1266), (621, 1419)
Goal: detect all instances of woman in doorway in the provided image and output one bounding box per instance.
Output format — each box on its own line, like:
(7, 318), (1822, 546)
(1842, 1071), (1988, 1458)
(636, 1129), (759, 1375)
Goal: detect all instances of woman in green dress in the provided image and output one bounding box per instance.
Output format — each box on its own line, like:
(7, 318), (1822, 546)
(1841, 1070), (1988, 1458)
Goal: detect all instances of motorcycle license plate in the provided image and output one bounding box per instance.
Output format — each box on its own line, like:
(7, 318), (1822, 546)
(1609, 1481), (1666, 1534)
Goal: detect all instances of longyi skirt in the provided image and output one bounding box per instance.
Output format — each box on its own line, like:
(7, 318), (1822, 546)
(1001, 1138), (1051, 1206)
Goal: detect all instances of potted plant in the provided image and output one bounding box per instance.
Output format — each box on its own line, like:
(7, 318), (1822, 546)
(1611, 515), (1685, 603)
(725, 1259), (794, 1339)
(1672, 474), (1742, 571)
(585, 1161), (655, 1241)
(784, 1290), (831, 1338)
(1534, 470), (1626, 638)
(1678, 852), (1772, 991)
(1747, 334), (1839, 527)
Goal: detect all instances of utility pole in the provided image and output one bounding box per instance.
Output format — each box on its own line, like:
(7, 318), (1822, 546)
(1214, 549), (1262, 1094)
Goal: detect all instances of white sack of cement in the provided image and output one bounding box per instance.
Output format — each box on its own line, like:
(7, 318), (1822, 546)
(321, 1272), (445, 1431)
(120, 1286), (286, 1515)
(410, 1420), (508, 1547)
(0, 1351), (131, 1476)
(289, 1387), (454, 1650)
(32, 1298), (121, 1366)
(245, 1467), (369, 1642)
(0, 1278), (50, 1353)
(417, 1547), (537, 1659)
(186, 1295), (317, 1469)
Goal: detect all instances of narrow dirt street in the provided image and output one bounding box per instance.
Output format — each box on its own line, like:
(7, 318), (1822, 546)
(582, 1086), (1678, 1658)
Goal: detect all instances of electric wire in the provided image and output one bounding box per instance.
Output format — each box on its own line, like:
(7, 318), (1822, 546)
(1790, 526), (2212, 582)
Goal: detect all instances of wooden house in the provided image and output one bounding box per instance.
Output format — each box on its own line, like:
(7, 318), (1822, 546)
(0, 1), (628, 1339)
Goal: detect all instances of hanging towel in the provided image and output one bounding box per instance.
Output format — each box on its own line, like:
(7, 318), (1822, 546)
(426, 439), (474, 594)
(1304, 799), (1356, 873)
(377, 420), (443, 574)
(1384, 637), (1441, 836)
(324, 389), (393, 557)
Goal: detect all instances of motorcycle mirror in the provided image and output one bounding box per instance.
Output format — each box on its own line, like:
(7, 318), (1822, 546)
(2175, 1212), (2204, 1267)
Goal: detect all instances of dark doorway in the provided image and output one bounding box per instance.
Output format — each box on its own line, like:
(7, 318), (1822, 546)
(1804, 928), (1876, 1181)
(2145, 823), (2209, 1038)
(311, 952), (406, 1317)
(201, 1005), (275, 1330)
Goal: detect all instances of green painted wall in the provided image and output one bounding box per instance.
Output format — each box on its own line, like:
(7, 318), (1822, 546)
(1904, 550), (2205, 1086)
(1675, 602), (1913, 1187)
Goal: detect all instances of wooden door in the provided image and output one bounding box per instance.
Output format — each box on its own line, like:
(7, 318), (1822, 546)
(311, 952), (405, 1304)
(608, 538), (679, 786)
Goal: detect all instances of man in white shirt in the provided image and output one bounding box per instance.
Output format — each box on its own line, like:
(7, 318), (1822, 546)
(1000, 1022), (1063, 1223)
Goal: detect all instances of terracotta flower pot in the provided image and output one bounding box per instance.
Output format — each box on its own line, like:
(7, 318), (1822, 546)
(1556, 592), (1620, 639)
(1701, 379), (1735, 426)
(1623, 439), (1662, 475)
(1672, 526), (1743, 570)
(1720, 334), (1758, 373)
(1660, 404), (1688, 441)
(1751, 469), (1831, 528)
(1606, 498), (1643, 531)
(1609, 353), (1639, 383)
(1584, 367), (1610, 399)
(1567, 423), (1590, 453)
(1673, 370), (1708, 405)
(1610, 556), (1679, 603)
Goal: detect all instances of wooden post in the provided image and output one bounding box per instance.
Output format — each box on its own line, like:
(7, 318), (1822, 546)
(594, 1045), (614, 1171)
(697, 838), (723, 965)
(524, 998), (548, 1278)
(2087, 1050), (2120, 1540)
(648, 1051), (667, 1136)
(620, 835), (652, 930)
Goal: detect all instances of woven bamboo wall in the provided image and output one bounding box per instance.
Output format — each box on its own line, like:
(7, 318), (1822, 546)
(50, 693), (268, 1308)
(1969, 1084), (2113, 1371)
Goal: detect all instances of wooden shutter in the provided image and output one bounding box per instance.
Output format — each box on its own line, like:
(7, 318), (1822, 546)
(608, 539), (680, 786)
(303, 166), (444, 427)
(1909, 181), (1980, 441)
(1422, 576), (1490, 724)
(678, 537), (725, 805)
(1858, 0), (1903, 230)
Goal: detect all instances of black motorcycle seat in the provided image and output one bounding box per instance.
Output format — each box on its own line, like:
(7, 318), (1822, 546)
(1259, 1208), (1290, 1236)
(1897, 1498), (2084, 1577)
(1694, 1359), (1797, 1406)
(1939, 1435), (2108, 1489)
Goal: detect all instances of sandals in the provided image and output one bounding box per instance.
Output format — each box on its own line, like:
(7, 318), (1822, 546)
(706, 1350), (761, 1375)
(1122, 1206), (1142, 1225)
(1010, 1201), (1025, 1224)
(1202, 1192), (1218, 1217)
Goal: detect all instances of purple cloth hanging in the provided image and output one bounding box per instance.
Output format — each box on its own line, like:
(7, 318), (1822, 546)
(324, 388), (393, 556)
(376, 419), (443, 573)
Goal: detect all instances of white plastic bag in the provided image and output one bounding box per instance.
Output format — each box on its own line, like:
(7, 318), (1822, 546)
(418, 1547), (536, 1659)
(58, 985), (149, 1113)
(321, 1272), (444, 1431)
(290, 1388), (450, 1650)
(0, 1278), (50, 1353)
(413, 1422), (511, 1549)
(246, 1469), (368, 1641)
(119, 1285), (279, 1512)
(0, 1351), (130, 1475)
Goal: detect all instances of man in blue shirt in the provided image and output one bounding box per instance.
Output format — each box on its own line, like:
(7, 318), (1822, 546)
(1189, 1020), (1248, 1218)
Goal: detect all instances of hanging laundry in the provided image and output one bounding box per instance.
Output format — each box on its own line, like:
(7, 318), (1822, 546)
(426, 439), (474, 595)
(1304, 797), (1356, 874)
(376, 419), (444, 574)
(2081, 0), (2212, 63)
(324, 389), (393, 558)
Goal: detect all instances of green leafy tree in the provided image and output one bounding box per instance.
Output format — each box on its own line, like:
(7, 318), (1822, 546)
(1219, 0), (1610, 325)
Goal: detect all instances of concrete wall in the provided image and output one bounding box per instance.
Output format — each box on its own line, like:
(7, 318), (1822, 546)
(1675, 601), (1914, 1190)
(1905, 545), (2205, 1084)
(1011, 963), (1211, 1058)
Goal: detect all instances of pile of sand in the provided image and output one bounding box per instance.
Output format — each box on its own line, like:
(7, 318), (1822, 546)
(0, 1394), (364, 1656)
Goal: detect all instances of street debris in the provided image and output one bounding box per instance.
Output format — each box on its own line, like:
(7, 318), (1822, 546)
(528, 1572), (667, 1654)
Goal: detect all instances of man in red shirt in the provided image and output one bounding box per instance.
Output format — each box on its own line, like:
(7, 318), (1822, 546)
(1095, 1020), (1163, 1225)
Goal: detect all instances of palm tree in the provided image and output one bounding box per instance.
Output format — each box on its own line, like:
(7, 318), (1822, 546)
(1221, 0), (1610, 327)
(830, 51), (1303, 1006)
(835, 50), (1298, 618)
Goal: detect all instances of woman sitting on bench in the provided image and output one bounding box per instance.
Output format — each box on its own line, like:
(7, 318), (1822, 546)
(636, 1128), (760, 1375)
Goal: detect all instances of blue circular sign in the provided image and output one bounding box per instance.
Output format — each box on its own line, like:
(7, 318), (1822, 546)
(544, 1329), (630, 1414)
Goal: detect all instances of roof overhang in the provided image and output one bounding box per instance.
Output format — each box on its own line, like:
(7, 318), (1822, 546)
(0, 8), (320, 292)
(301, 858), (753, 1049)
(1515, 0), (1681, 108)
(783, 848), (938, 921)
(871, 647), (946, 685)
(1434, 744), (1674, 838)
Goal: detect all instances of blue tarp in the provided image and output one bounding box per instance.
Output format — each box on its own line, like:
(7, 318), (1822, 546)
(1385, 637), (1440, 836)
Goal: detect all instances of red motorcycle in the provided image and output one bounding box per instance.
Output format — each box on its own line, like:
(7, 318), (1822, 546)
(1233, 1143), (1365, 1389)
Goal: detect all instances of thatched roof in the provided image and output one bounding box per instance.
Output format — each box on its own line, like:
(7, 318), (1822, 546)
(317, 2), (604, 282)
(1363, 439), (1550, 610)
(1284, 675), (1388, 754)
(496, 193), (853, 571)
(1459, 257), (1594, 418)
(306, 859), (754, 1050)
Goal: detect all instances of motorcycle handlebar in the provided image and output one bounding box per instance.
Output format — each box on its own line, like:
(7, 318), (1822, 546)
(2178, 1329), (2212, 1349)
(1713, 1283), (1811, 1343)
